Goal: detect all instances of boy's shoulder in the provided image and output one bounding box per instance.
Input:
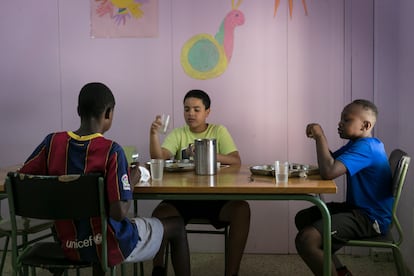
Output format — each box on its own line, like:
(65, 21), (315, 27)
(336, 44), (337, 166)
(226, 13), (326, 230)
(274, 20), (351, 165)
(353, 137), (384, 146)
(207, 123), (225, 130)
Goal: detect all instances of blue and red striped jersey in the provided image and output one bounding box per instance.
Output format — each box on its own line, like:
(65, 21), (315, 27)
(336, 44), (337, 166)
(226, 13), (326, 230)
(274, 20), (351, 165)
(19, 131), (139, 266)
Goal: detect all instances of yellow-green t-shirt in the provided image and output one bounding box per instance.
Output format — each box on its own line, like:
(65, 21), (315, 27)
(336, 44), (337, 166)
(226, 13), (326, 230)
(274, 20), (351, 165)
(162, 124), (238, 160)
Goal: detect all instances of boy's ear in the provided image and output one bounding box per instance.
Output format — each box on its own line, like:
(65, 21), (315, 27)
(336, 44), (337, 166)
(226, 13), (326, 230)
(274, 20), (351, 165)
(363, 120), (372, 131)
(104, 108), (111, 119)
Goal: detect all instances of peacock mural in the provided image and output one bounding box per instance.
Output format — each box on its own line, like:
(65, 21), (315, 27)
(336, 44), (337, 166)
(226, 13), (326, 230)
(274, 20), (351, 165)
(180, 0), (245, 80)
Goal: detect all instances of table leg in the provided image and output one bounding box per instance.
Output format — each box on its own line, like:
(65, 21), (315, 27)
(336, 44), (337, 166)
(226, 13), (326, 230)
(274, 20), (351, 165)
(306, 195), (332, 276)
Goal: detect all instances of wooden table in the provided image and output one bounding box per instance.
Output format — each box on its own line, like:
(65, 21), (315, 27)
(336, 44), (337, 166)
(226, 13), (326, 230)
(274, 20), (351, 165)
(135, 165), (337, 276)
(1, 164), (336, 275)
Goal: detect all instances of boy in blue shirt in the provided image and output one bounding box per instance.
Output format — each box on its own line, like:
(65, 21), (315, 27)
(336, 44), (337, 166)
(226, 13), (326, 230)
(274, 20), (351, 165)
(295, 99), (392, 276)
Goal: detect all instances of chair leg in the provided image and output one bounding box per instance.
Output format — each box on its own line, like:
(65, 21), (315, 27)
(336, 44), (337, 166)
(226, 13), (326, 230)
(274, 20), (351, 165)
(140, 262), (145, 276)
(392, 247), (406, 276)
(224, 225), (229, 275)
(120, 263), (126, 276)
(0, 236), (10, 275)
(22, 234), (29, 276)
(110, 266), (117, 276)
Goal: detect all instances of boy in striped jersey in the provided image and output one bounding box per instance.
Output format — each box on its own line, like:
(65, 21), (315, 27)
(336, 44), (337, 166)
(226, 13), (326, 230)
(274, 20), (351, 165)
(19, 82), (190, 276)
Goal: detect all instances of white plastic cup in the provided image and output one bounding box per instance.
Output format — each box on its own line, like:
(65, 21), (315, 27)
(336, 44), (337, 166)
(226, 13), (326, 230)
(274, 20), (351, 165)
(150, 159), (164, 181)
(159, 114), (170, 134)
(275, 161), (289, 183)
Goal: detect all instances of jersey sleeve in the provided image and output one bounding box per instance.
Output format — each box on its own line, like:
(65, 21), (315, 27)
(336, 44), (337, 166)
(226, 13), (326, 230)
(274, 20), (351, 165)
(105, 142), (133, 203)
(19, 133), (54, 175)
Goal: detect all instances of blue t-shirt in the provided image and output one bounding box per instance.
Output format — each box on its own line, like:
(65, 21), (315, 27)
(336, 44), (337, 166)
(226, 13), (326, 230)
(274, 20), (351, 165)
(333, 138), (393, 234)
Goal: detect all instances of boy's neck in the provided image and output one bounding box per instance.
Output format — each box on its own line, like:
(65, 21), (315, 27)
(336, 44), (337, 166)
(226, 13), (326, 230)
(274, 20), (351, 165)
(351, 133), (373, 141)
(190, 123), (208, 133)
(75, 118), (106, 136)
(74, 125), (104, 136)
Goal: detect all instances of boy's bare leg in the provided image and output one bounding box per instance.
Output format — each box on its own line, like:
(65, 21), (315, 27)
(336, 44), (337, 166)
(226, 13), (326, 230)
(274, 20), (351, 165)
(152, 203), (190, 275)
(333, 254), (343, 269)
(161, 216), (191, 276)
(219, 200), (250, 276)
(295, 226), (337, 276)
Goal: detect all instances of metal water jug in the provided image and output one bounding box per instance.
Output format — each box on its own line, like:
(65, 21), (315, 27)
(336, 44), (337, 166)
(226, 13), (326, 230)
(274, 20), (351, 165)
(194, 138), (217, 175)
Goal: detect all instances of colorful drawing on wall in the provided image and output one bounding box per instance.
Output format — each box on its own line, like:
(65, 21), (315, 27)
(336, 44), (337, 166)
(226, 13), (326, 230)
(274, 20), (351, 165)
(180, 0), (245, 80)
(274, 0), (308, 19)
(91, 0), (158, 38)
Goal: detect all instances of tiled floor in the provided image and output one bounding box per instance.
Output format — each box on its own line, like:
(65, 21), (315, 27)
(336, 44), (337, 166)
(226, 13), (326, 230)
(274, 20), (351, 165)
(2, 252), (399, 275)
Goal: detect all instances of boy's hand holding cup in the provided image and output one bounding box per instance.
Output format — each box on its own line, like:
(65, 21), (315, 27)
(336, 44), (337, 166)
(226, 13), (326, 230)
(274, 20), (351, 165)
(150, 114), (171, 135)
(159, 114), (170, 134)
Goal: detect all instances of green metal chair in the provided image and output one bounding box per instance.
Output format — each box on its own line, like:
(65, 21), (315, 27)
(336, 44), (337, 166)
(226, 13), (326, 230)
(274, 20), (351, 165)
(164, 218), (229, 275)
(344, 149), (410, 276)
(186, 219), (229, 273)
(5, 173), (118, 276)
(0, 194), (54, 275)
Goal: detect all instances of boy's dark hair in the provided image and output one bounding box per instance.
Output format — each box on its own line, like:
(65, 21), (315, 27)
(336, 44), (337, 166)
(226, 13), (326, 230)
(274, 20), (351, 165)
(352, 99), (378, 118)
(77, 82), (115, 119)
(183, 89), (211, 109)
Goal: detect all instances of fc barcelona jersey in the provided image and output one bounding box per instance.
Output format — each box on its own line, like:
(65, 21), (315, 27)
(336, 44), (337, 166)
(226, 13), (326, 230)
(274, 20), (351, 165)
(19, 131), (139, 266)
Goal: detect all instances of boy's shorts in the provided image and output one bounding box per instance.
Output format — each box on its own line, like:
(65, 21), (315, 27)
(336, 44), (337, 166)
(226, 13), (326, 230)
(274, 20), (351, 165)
(163, 200), (228, 229)
(296, 202), (380, 251)
(124, 217), (163, 263)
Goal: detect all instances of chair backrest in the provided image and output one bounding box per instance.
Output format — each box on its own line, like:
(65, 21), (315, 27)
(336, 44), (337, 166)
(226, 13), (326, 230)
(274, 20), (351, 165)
(387, 149), (410, 243)
(388, 149), (411, 213)
(5, 172), (110, 271)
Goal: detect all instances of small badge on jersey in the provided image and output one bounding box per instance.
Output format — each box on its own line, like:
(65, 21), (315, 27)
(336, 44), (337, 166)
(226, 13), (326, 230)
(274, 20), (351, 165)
(121, 174), (131, 190)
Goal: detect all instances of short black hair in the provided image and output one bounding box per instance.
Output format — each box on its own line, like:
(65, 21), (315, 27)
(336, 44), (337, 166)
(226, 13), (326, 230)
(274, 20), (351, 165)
(352, 99), (378, 118)
(77, 82), (115, 119)
(183, 89), (211, 109)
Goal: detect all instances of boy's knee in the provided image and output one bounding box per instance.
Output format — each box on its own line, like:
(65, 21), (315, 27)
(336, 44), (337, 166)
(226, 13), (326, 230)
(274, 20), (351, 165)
(295, 229), (310, 253)
(161, 216), (186, 238)
(238, 200), (251, 216)
(232, 200), (251, 216)
(295, 227), (321, 252)
(219, 200), (250, 224)
(295, 230), (305, 248)
(152, 202), (179, 218)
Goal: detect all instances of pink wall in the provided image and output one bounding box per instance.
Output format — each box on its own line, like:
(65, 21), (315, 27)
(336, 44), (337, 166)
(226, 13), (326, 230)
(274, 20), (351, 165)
(1, 0), (411, 261)
(396, 0), (414, 274)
